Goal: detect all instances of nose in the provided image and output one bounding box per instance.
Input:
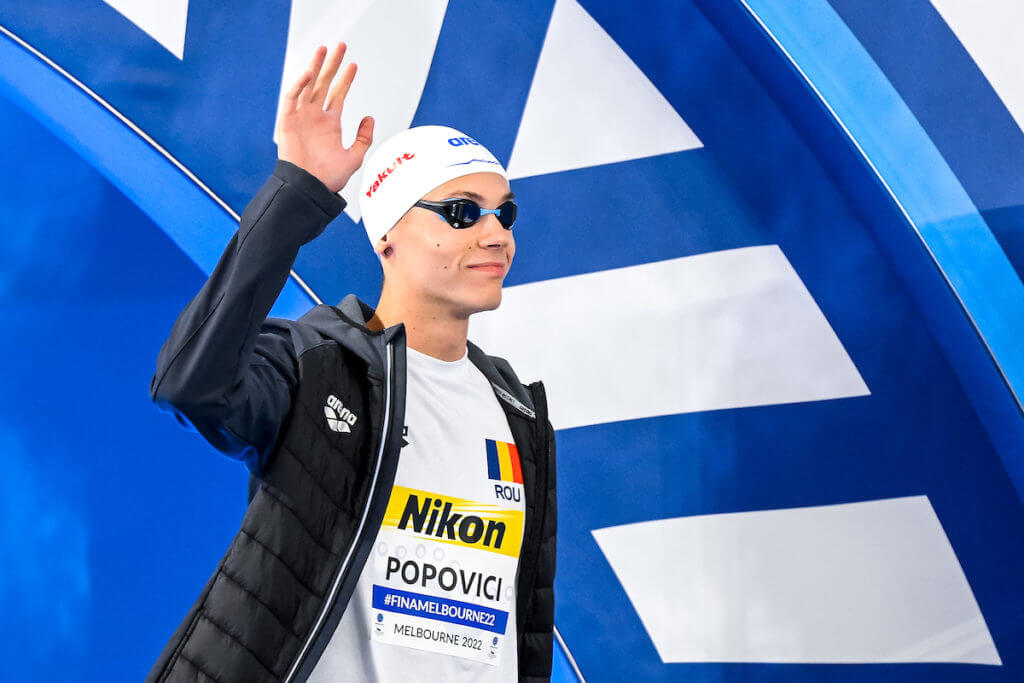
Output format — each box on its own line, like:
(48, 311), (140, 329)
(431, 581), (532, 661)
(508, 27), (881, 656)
(476, 212), (510, 249)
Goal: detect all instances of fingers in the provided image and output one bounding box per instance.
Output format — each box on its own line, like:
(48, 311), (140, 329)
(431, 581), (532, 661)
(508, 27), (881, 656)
(281, 44), (325, 114)
(283, 42), (357, 117)
(303, 44), (329, 103)
(324, 62), (357, 113)
(311, 42), (346, 105)
(283, 69), (313, 108)
(348, 115), (375, 160)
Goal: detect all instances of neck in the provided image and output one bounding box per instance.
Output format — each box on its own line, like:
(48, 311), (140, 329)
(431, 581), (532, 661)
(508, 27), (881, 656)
(366, 283), (469, 362)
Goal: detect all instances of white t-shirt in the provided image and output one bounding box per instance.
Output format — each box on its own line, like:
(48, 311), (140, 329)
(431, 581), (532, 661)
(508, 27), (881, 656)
(308, 343), (525, 682)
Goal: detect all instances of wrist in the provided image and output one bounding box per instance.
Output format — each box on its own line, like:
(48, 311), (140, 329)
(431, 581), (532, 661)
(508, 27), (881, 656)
(273, 159), (347, 217)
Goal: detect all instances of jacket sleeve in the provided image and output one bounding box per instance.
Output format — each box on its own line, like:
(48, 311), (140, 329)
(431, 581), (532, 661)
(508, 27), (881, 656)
(149, 159), (346, 475)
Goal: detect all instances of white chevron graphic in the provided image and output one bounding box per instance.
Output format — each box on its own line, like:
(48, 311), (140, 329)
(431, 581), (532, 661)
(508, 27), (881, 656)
(469, 245), (869, 431)
(507, 0), (703, 179)
(276, 0), (450, 226)
(593, 496), (1001, 665)
(104, 0), (189, 60)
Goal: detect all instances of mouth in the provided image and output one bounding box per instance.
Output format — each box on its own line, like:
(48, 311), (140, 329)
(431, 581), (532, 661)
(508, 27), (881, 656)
(467, 262), (506, 276)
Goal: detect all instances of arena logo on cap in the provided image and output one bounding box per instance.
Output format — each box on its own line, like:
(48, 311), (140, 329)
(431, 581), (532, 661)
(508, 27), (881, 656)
(448, 136), (480, 147)
(365, 152), (416, 198)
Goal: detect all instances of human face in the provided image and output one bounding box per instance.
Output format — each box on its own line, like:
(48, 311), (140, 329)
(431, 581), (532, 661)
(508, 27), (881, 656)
(376, 172), (515, 318)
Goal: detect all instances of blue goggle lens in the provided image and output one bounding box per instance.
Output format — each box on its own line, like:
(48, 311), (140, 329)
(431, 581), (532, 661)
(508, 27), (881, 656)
(449, 199), (516, 229)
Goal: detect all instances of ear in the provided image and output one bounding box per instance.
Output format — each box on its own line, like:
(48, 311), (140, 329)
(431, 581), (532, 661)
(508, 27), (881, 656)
(374, 233), (392, 258)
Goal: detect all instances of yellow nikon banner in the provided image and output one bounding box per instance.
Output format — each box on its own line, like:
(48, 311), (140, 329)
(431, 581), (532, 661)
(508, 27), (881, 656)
(381, 485), (524, 558)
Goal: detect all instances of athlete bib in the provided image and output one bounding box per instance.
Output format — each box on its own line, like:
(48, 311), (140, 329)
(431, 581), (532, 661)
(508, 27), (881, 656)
(368, 436), (525, 665)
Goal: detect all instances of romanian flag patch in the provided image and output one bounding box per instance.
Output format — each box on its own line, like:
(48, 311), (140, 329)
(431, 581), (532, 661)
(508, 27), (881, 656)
(485, 438), (523, 485)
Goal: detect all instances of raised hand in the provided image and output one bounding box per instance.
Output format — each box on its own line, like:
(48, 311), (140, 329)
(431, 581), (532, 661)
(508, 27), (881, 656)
(276, 42), (374, 194)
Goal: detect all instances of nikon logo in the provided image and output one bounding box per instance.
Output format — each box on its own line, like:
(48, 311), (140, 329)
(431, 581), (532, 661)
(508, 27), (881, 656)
(382, 486), (524, 558)
(400, 495), (506, 549)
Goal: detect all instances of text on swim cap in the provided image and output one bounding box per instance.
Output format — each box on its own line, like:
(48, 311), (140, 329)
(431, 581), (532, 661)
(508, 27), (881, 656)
(365, 152), (416, 198)
(448, 136), (480, 146)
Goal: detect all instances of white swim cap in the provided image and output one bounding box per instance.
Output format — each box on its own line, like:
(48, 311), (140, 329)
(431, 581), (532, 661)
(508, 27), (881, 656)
(358, 124), (509, 247)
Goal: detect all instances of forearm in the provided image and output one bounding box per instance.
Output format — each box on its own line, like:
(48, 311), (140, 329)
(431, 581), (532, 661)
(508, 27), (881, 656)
(149, 159), (345, 433)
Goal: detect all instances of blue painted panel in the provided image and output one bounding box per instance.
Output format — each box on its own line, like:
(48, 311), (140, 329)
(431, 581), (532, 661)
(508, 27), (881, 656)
(0, 92), (248, 681)
(0, 0), (291, 211)
(0, 26), (316, 319)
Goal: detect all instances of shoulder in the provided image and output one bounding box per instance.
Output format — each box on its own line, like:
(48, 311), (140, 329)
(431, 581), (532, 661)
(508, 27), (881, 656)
(258, 315), (334, 359)
(488, 353), (526, 393)
(262, 304), (371, 361)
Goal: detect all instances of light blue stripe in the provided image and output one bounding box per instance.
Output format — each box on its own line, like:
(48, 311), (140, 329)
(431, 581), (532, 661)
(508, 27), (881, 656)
(742, 0), (1024, 409)
(0, 26), (315, 320)
(740, 0), (1024, 489)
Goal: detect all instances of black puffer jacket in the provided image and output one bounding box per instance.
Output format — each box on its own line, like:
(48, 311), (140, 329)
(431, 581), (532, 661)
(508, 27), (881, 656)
(146, 160), (556, 682)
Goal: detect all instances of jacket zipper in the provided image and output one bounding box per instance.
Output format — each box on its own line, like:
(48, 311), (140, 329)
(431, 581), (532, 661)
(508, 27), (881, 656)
(512, 380), (549, 648)
(283, 340), (395, 682)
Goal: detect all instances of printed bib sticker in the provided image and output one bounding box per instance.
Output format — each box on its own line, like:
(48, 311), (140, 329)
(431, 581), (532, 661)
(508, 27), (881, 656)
(369, 483), (524, 665)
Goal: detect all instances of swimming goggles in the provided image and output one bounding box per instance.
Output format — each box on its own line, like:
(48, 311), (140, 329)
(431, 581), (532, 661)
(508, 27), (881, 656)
(413, 198), (517, 230)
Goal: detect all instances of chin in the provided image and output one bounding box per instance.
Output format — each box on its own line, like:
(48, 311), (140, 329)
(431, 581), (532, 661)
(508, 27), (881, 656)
(465, 289), (503, 315)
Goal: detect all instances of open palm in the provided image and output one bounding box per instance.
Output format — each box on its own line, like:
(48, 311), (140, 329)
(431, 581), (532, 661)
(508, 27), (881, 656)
(276, 42), (374, 194)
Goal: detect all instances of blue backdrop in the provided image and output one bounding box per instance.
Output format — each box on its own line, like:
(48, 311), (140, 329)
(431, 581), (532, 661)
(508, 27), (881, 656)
(1, 0), (1022, 680)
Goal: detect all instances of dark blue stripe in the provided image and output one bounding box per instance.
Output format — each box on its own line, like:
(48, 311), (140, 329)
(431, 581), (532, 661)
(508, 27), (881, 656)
(485, 439), (501, 481)
(412, 0), (554, 165)
(372, 584), (508, 634)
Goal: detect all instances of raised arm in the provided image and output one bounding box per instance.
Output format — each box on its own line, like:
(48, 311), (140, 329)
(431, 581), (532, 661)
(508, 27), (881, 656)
(149, 42), (374, 475)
